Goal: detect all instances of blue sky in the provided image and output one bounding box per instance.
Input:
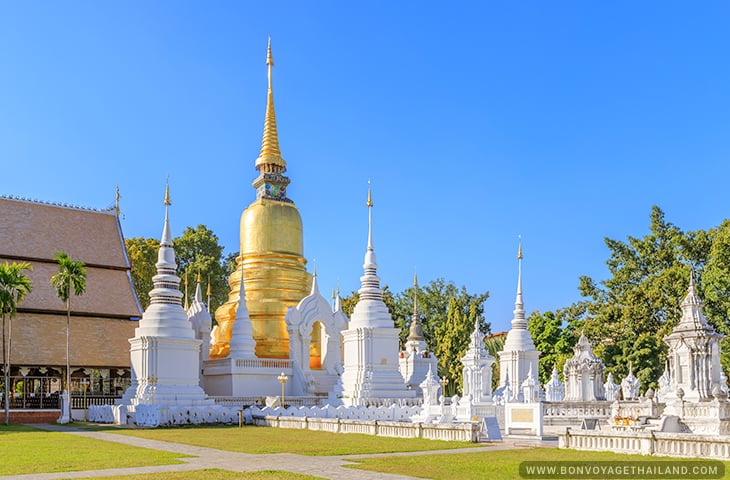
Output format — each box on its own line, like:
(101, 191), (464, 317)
(2, 2), (729, 333)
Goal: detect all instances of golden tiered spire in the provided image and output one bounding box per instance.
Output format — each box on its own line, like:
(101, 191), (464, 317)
(255, 36), (286, 172)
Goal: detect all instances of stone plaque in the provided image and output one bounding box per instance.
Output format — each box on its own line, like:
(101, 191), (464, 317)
(511, 407), (534, 423)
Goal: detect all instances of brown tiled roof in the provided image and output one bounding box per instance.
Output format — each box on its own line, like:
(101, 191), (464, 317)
(0, 197), (142, 318)
(0, 197), (128, 268)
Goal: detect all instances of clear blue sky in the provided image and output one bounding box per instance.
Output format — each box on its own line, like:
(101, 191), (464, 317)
(2, 2), (729, 333)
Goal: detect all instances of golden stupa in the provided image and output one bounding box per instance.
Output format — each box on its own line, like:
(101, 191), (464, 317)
(210, 39), (310, 359)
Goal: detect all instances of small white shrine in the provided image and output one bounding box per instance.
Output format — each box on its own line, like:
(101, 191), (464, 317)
(544, 365), (565, 402)
(121, 186), (211, 412)
(340, 188), (415, 406)
(497, 243), (540, 400)
(399, 274), (438, 396)
(460, 316), (494, 404)
(620, 363), (640, 400)
(661, 272), (729, 434)
(563, 333), (606, 402)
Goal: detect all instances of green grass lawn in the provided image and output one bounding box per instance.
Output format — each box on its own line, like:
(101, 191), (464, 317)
(347, 447), (730, 480)
(93, 424), (481, 456)
(0, 424), (189, 476)
(78, 470), (323, 480)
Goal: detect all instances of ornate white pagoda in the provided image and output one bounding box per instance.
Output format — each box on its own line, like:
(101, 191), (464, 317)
(121, 185), (211, 412)
(340, 187), (415, 406)
(563, 333), (605, 402)
(662, 272), (729, 434)
(461, 316), (494, 404)
(498, 243), (540, 400)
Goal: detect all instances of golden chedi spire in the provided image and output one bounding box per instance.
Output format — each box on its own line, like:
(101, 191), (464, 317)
(255, 36), (286, 173)
(210, 38), (310, 359)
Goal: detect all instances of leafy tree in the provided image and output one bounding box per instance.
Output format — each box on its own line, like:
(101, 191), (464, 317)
(483, 333), (505, 391)
(700, 219), (730, 375)
(527, 310), (574, 385)
(0, 262), (33, 425)
(50, 251), (87, 415)
(173, 225), (231, 313)
(125, 237), (159, 309)
(569, 206), (716, 391)
(434, 298), (488, 395)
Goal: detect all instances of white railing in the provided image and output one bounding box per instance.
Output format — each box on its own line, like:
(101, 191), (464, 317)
(253, 415), (480, 442)
(234, 358), (292, 369)
(559, 430), (730, 460)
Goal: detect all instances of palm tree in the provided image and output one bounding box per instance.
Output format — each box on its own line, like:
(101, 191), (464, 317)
(50, 252), (86, 422)
(0, 261), (33, 425)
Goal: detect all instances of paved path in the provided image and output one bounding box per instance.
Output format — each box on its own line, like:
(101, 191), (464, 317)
(4, 424), (526, 480)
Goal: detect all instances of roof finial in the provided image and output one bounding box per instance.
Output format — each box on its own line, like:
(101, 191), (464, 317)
(115, 185), (121, 216)
(313, 259), (317, 277)
(517, 234), (523, 260)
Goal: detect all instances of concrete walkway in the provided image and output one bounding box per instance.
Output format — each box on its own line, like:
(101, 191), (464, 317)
(4, 424), (526, 480)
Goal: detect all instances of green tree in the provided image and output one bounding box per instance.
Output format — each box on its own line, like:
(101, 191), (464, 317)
(50, 251), (87, 416)
(570, 206), (713, 391)
(434, 298), (488, 395)
(527, 310), (574, 385)
(483, 333), (505, 391)
(0, 262), (33, 425)
(125, 237), (159, 309)
(700, 219), (730, 375)
(173, 225), (230, 312)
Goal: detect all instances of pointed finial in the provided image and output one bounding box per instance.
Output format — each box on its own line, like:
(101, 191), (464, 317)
(115, 185), (121, 216)
(313, 259), (317, 277)
(413, 271), (418, 288)
(267, 35), (274, 67)
(331, 288), (335, 301)
(366, 180), (374, 252)
(164, 180), (171, 206)
(517, 235), (523, 259)
(197, 270), (201, 283)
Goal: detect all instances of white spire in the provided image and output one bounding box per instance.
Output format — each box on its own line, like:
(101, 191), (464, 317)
(359, 182), (382, 302)
(310, 261), (319, 295)
(511, 240), (527, 330)
(333, 286), (342, 312)
(134, 182), (194, 339)
(157, 182), (176, 274)
(229, 262), (257, 358)
(194, 273), (203, 303)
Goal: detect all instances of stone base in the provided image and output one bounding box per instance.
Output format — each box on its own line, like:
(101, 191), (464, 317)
(663, 398), (730, 435)
(203, 357), (298, 398)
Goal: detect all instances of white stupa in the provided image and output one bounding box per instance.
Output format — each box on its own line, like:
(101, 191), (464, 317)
(122, 184), (210, 409)
(399, 274), (438, 396)
(340, 186), (415, 406)
(498, 242), (540, 400)
(228, 262), (257, 359)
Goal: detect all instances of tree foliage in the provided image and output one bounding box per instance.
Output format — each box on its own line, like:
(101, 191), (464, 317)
(125, 237), (159, 309)
(527, 310), (574, 385)
(566, 206), (729, 391)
